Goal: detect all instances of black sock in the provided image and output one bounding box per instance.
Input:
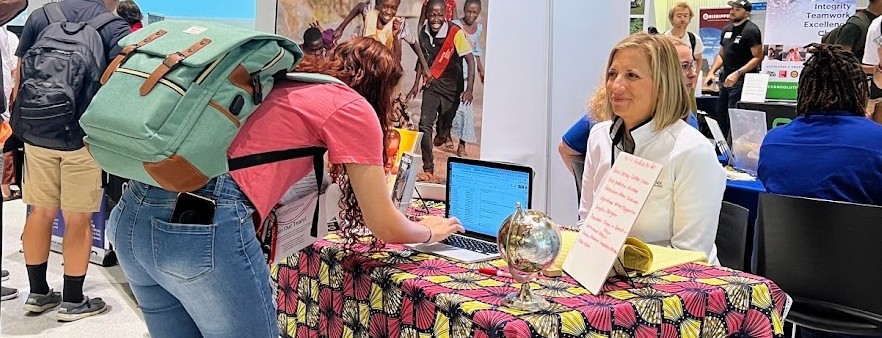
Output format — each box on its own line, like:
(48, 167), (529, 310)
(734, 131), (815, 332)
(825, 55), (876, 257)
(62, 275), (85, 303)
(26, 262), (50, 295)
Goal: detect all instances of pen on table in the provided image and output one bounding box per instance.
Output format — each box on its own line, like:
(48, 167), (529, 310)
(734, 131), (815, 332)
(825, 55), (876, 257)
(478, 267), (513, 278)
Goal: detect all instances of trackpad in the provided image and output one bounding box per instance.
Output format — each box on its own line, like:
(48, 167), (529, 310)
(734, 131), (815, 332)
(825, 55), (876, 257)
(409, 243), (492, 262)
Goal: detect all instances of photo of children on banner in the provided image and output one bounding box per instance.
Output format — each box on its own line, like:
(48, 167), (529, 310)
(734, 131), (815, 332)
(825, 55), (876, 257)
(276, 0), (489, 184)
(763, 44), (807, 62)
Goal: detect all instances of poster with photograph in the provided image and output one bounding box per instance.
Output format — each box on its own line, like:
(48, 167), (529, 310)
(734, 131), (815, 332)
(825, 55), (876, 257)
(698, 3), (767, 92)
(761, 0), (854, 99)
(630, 0), (645, 16)
(630, 17), (644, 34)
(275, 0), (489, 184)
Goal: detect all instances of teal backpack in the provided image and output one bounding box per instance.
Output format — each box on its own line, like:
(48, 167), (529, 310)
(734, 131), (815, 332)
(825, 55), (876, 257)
(80, 20), (341, 192)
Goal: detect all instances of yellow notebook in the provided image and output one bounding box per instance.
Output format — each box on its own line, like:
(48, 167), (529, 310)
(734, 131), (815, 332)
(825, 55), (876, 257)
(385, 129), (422, 191)
(547, 230), (707, 277)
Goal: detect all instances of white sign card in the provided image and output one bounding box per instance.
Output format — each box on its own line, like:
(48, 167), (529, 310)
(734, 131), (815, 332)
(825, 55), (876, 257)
(740, 73), (770, 103)
(264, 172), (330, 265)
(562, 153), (663, 294)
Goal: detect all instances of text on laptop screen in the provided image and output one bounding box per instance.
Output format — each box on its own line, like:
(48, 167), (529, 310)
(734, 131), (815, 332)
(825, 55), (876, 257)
(447, 162), (530, 237)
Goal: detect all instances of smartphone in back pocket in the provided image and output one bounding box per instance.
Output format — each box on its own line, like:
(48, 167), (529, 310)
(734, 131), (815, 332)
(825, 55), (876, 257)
(171, 192), (217, 225)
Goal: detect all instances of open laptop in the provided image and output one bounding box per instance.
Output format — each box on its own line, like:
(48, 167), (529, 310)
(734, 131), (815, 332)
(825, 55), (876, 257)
(408, 157), (533, 263)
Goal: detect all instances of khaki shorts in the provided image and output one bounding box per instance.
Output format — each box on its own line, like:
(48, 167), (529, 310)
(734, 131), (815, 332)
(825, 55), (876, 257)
(23, 144), (102, 213)
(870, 98), (882, 123)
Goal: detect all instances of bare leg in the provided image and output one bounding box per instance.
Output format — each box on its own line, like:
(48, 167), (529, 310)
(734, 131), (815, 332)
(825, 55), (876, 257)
(22, 206), (59, 265)
(61, 211), (94, 277)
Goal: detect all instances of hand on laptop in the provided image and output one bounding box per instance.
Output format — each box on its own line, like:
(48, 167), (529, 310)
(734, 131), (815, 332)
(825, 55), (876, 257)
(420, 216), (465, 243)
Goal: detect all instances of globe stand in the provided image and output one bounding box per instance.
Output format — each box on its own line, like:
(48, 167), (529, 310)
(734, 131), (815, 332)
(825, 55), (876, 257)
(502, 276), (549, 313)
(496, 202), (560, 313)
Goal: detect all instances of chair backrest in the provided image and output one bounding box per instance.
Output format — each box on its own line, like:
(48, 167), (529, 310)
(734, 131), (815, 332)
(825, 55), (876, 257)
(715, 201), (749, 271)
(771, 117), (792, 128)
(571, 158), (585, 203)
(757, 193), (882, 329)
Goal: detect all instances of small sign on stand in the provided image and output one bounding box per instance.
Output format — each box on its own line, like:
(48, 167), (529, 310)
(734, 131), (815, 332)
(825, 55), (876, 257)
(562, 153), (662, 294)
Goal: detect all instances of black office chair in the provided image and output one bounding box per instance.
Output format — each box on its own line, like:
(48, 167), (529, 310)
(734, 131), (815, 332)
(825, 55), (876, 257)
(571, 158), (585, 202)
(756, 193), (882, 336)
(715, 201), (749, 271)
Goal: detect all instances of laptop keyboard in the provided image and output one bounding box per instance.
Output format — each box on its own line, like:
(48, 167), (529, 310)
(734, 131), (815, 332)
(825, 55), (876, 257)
(442, 235), (499, 254)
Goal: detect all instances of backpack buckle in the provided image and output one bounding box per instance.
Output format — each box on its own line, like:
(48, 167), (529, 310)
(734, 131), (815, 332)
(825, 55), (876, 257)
(140, 38), (211, 96)
(162, 52), (186, 69)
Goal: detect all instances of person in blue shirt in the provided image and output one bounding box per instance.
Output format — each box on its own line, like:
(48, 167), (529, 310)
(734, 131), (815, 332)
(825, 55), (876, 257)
(759, 43), (882, 208)
(758, 43), (882, 338)
(559, 36), (703, 173)
(559, 87), (604, 175)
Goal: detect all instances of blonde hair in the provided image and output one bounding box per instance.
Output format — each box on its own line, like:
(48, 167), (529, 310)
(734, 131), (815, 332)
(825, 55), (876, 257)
(587, 82), (610, 123)
(668, 2), (694, 21)
(662, 35), (698, 112)
(602, 33), (690, 130)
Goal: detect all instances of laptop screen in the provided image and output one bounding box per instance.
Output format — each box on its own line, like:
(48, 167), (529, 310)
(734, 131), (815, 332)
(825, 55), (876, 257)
(447, 161), (531, 238)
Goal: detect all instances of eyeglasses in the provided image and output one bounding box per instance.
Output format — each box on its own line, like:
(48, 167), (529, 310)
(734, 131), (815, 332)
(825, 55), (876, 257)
(680, 60), (697, 72)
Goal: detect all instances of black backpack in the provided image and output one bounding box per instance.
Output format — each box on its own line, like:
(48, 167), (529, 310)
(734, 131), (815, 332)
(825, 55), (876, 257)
(687, 31), (697, 54)
(821, 11), (872, 60)
(11, 3), (118, 151)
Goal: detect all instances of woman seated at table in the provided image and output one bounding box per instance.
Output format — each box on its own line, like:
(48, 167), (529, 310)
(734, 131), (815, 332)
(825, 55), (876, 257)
(559, 36), (704, 175)
(107, 37), (464, 338)
(759, 50), (882, 338)
(758, 43), (882, 207)
(578, 33), (726, 265)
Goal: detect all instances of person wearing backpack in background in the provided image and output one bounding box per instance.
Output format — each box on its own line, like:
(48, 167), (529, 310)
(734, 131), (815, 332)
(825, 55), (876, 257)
(11, 0), (129, 321)
(822, 0), (882, 121)
(665, 1), (703, 90)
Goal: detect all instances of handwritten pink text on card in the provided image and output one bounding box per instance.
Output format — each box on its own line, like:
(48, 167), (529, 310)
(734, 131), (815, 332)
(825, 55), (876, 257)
(563, 153), (663, 294)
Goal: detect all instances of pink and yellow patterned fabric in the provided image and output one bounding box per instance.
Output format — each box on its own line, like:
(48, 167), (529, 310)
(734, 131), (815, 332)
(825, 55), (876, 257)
(272, 233), (788, 338)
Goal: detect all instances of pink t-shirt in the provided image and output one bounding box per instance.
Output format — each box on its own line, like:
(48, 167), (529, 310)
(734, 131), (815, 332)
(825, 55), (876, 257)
(227, 81), (384, 220)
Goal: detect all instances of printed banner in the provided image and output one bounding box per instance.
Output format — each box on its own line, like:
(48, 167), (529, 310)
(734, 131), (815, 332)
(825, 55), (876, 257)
(276, 0), (489, 184)
(699, 3), (767, 92)
(28, 199), (110, 265)
(761, 0), (854, 99)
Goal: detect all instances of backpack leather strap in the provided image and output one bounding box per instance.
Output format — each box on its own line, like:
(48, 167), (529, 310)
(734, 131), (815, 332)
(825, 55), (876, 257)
(101, 29), (168, 84)
(140, 38), (211, 96)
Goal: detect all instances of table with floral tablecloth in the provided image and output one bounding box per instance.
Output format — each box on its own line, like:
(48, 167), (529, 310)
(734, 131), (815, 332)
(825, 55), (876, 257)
(273, 202), (788, 338)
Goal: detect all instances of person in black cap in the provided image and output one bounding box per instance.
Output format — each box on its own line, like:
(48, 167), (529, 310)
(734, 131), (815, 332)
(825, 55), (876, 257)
(704, 0), (763, 139)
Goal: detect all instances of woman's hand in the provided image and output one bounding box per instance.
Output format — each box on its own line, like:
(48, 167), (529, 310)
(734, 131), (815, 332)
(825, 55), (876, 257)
(419, 216), (464, 243)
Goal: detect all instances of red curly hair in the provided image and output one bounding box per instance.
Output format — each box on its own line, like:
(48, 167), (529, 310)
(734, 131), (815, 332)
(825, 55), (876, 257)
(294, 37), (404, 250)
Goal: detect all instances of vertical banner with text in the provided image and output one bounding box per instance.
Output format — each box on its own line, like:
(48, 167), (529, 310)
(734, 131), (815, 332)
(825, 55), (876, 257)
(699, 3), (767, 92)
(762, 0), (854, 100)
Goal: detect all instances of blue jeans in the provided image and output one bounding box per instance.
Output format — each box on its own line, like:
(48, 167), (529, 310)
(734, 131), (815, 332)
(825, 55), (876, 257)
(107, 174), (277, 338)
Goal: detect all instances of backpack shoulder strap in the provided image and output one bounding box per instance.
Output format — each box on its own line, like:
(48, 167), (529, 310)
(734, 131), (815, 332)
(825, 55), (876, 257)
(285, 72), (345, 85)
(43, 3), (67, 24)
(86, 12), (121, 31)
(687, 31), (696, 53)
(856, 11), (872, 24)
(228, 147), (328, 237)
